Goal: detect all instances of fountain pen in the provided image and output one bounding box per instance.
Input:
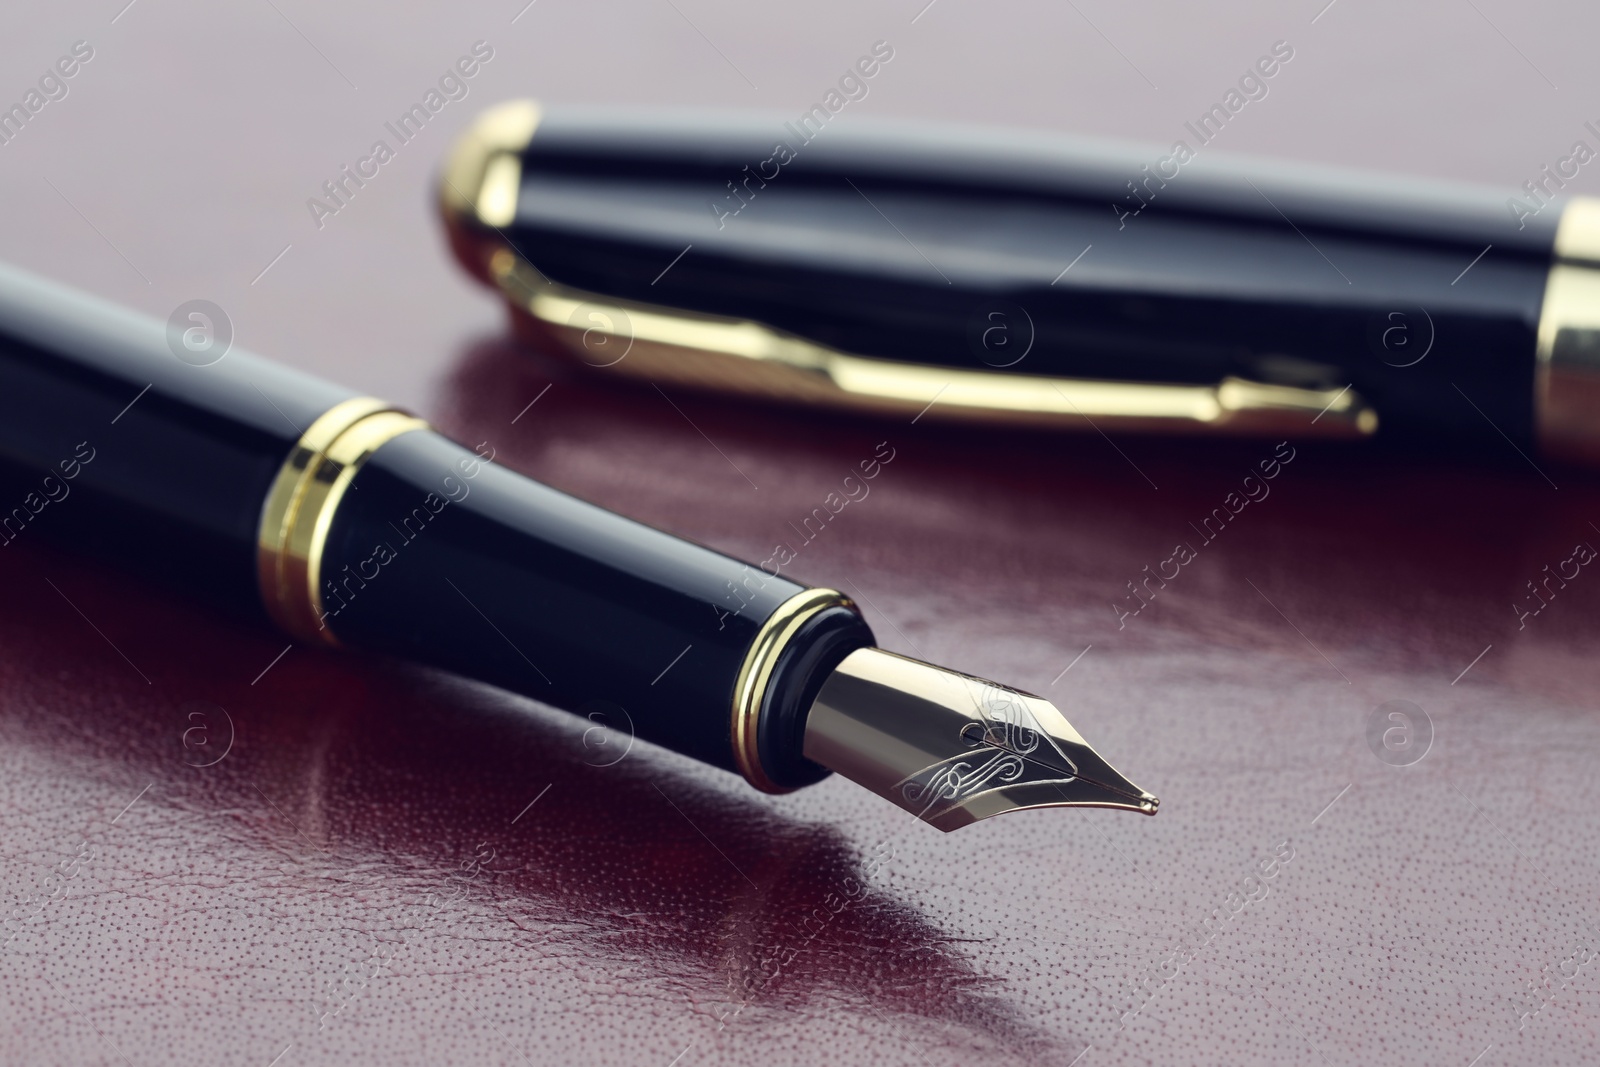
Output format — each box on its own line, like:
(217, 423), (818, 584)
(0, 260), (1155, 831)
(439, 100), (1600, 467)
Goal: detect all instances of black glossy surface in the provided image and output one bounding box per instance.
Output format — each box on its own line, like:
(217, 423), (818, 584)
(0, 261), (873, 781)
(503, 106), (1558, 443)
(0, 261), (350, 609)
(321, 429), (814, 775)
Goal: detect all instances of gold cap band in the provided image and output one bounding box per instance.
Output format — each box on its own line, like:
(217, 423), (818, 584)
(1536, 196), (1600, 465)
(257, 397), (428, 644)
(730, 587), (855, 793)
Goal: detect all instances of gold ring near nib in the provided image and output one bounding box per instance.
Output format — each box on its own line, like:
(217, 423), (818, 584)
(803, 648), (1159, 832)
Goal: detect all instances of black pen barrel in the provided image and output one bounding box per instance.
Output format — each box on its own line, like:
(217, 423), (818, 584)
(0, 262), (873, 788)
(318, 428), (871, 779)
(0, 262), (350, 607)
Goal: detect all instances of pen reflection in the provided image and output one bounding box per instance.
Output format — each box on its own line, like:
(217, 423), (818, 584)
(0, 540), (1067, 1059)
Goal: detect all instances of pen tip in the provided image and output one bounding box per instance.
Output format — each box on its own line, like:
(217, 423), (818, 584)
(802, 648), (1160, 832)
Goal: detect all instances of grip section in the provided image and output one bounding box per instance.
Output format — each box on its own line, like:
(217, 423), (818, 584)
(320, 429), (809, 774)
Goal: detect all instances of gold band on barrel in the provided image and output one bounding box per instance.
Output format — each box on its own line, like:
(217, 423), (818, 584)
(256, 397), (429, 645)
(729, 587), (855, 793)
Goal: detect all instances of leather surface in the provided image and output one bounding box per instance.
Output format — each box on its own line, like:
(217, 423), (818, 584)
(3, 2), (1600, 1065)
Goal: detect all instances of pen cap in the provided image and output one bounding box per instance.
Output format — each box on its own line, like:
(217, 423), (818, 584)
(440, 101), (1566, 452)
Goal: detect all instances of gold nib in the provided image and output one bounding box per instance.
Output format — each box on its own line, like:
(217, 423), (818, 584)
(803, 648), (1159, 832)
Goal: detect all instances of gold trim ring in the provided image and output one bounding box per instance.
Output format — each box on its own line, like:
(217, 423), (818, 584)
(256, 397), (429, 645)
(730, 587), (855, 793)
(1536, 196), (1600, 465)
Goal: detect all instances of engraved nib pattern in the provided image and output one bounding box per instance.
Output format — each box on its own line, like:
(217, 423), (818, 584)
(803, 648), (1159, 832)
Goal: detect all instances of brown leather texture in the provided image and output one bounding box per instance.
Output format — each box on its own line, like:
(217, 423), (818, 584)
(3, 3), (1599, 1065)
